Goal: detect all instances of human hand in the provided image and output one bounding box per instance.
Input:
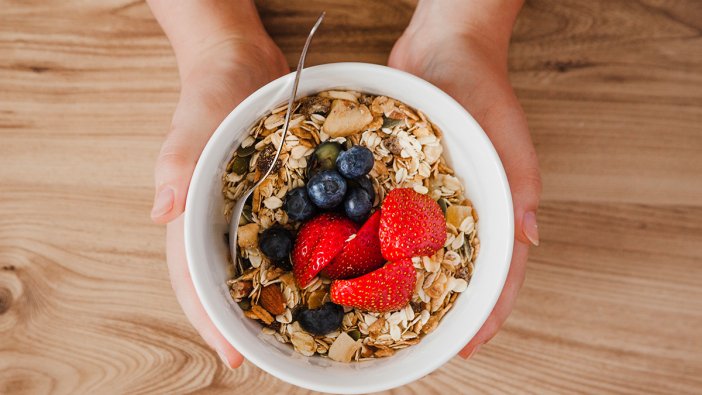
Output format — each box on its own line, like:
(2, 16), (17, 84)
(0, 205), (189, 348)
(148, 2), (289, 366)
(388, 0), (541, 358)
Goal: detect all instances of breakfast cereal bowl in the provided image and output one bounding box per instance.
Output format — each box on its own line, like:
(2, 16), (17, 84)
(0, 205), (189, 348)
(184, 62), (513, 394)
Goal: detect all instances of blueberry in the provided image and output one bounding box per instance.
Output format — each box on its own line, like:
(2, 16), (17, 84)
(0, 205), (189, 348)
(307, 141), (343, 178)
(297, 302), (344, 336)
(348, 175), (375, 204)
(259, 228), (293, 261)
(336, 145), (374, 179)
(344, 188), (372, 222)
(283, 187), (316, 222)
(306, 170), (347, 209)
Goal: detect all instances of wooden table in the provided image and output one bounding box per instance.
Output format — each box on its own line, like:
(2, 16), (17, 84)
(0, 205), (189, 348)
(1, 1), (701, 393)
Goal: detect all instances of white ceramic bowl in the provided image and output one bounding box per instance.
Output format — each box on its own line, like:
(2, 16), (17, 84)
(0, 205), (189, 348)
(184, 63), (513, 394)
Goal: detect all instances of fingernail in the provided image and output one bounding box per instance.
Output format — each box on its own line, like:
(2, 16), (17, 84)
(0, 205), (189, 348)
(523, 211), (539, 246)
(217, 350), (235, 370)
(151, 186), (174, 218)
(461, 345), (481, 359)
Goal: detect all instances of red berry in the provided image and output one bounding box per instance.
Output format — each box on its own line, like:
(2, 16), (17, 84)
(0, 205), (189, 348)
(292, 213), (357, 288)
(379, 188), (446, 260)
(329, 259), (416, 312)
(322, 210), (385, 279)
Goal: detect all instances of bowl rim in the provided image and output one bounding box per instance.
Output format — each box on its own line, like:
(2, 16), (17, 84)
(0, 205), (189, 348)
(184, 62), (513, 393)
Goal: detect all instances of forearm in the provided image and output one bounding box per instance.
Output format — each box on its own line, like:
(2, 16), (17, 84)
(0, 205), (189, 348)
(411, 0), (524, 49)
(147, 0), (268, 75)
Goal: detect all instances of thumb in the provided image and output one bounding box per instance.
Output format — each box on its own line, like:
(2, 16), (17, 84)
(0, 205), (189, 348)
(472, 92), (542, 246)
(507, 145), (541, 247)
(151, 87), (234, 224)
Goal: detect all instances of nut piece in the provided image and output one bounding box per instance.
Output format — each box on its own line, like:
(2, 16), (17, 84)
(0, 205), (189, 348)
(328, 332), (360, 362)
(230, 280), (253, 300)
(446, 205), (471, 229)
(322, 100), (373, 137)
(260, 285), (286, 316)
(237, 223), (259, 249)
(299, 96), (331, 117)
(251, 305), (274, 325)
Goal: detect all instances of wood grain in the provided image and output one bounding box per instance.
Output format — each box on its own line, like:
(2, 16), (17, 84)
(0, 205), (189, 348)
(1, 0), (701, 394)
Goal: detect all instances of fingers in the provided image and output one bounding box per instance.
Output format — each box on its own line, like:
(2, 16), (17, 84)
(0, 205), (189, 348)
(473, 91), (542, 247)
(167, 215), (244, 368)
(151, 79), (241, 224)
(456, 93), (539, 359)
(458, 240), (529, 358)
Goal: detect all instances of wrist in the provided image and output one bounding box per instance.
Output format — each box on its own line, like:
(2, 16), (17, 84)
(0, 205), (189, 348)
(174, 31), (277, 80)
(148, 0), (273, 78)
(410, 0), (523, 51)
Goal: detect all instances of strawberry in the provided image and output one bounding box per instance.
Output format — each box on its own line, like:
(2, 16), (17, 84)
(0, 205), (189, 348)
(379, 188), (446, 260)
(322, 210), (384, 279)
(292, 213), (357, 288)
(329, 259), (416, 312)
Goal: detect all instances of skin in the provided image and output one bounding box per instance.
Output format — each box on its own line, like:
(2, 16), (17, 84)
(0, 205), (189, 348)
(148, 0), (540, 367)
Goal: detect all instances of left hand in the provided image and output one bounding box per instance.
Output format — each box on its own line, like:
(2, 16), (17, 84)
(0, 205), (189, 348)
(389, 15), (541, 358)
(153, 35), (289, 367)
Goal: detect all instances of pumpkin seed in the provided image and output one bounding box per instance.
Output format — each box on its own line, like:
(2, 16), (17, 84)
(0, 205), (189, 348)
(237, 145), (256, 157)
(348, 329), (361, 341)
(238, 298), (251, 311)
(231, 155), (249, 175)
(381, 116), (402, 129)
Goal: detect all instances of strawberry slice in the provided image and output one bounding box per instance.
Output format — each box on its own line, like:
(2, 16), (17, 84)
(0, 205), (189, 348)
(329, 259), (416, 312)
(322, 210), (384, 279)
(379, 188), (446, 260)
(292, 213), (357, 288)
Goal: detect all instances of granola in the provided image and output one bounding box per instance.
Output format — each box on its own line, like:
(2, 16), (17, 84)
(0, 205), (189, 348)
(222, 91), (479, 361)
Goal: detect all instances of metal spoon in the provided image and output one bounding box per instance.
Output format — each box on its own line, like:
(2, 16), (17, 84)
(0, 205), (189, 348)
(228, 12), (325, 274)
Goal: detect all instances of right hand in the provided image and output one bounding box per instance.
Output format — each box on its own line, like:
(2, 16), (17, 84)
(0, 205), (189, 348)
(151, 35), (289, 367)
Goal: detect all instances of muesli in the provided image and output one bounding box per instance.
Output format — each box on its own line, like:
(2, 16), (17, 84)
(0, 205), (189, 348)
(222, 90), (479, 362)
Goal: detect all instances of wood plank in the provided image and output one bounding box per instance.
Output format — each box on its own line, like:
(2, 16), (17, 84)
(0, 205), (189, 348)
(0, 0), (700, 394)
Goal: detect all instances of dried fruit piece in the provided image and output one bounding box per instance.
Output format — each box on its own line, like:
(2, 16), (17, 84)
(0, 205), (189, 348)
(379, 188), (446, 260)
(446, 205), (471, 229)
(307, 290), (327, 310)
(230, 280), (252, 300)
(330, 259), (416, 312)
(237, 223), (259, 249)
(299, 95), (331, 117)
(256, 144), (282, 173)
(328, 332), (360, 362)
(260, 285), (286, 316)
(322, 100), (373, 137)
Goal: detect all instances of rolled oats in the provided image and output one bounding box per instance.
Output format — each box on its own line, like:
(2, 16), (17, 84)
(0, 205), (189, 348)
(222, 91), (480, 361)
